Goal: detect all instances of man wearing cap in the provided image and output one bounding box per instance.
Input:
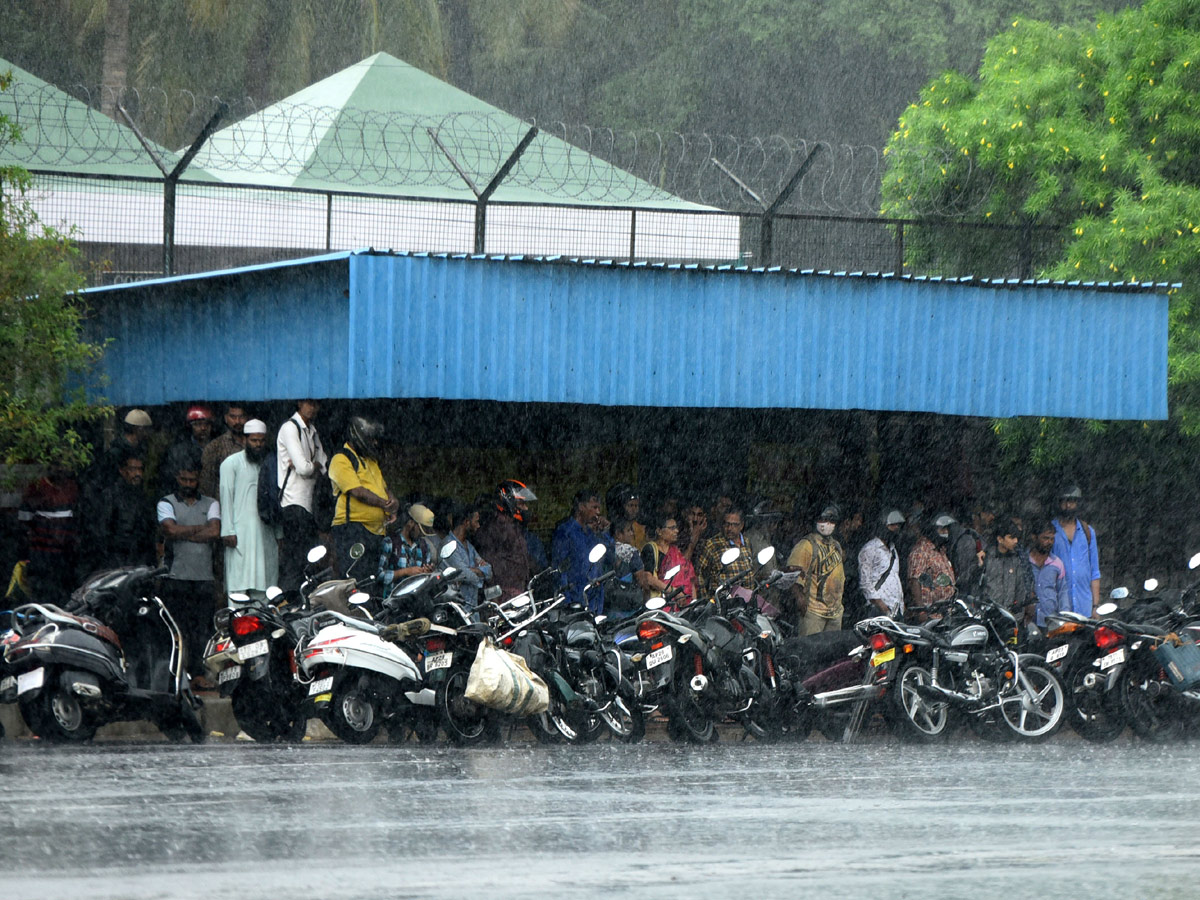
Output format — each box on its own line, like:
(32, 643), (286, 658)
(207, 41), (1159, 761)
(378, 503), (437, 588)
(859, 509), (906, 617)
(786, 504), (846, 635)
(218, 419), (280, 599)
(276, 399), (328, 599)
(1052, 484), (1100, 616)
(201, 404), (249, 500)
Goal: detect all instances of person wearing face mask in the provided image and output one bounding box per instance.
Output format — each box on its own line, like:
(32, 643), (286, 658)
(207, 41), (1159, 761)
(1051, 484), (1100, 616)
(157, 457), (221, 685)
(786, 504), (846, 635)
(907, 512), (957, 615)
(218, 419), (281, 601)
(858, 509), (906, 618)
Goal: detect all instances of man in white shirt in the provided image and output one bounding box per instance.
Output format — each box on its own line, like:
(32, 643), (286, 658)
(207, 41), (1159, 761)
(858, 509), (905, 618)
(276, 399), (328, 599)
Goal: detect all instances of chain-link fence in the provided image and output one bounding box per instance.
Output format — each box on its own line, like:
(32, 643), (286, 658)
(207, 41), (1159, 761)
(26, 170), (1067, 286)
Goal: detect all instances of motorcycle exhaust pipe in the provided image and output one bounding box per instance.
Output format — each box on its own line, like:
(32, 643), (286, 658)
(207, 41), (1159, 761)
(690, 674), (709, 693)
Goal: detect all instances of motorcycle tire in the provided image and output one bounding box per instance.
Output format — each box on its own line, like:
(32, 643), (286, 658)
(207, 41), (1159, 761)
(158, 701), (208, 744)
(665, 651), (715, 744)
(231, 687), (305, 743)
(998, 660), (1065, 741)
(324, 680), (382, 744)
(888, 661), (951, 743)
(435, 666), (500, 746)
(1062, 649), (1127, 743)
(600, 668), (645, 743)
(1120, 658), (1187, 743)
(20, 674), (97, 743)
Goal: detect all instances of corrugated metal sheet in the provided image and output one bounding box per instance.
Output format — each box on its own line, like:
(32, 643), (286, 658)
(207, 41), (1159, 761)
(86, 250), (1170, 419)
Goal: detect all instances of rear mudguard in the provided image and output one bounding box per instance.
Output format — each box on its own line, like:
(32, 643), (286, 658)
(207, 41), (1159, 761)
(8, 630), (125, 693)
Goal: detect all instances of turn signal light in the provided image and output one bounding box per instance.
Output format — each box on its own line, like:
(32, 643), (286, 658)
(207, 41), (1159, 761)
(869, 633), (892, 652)
(230, 615), (262, 637)
(638, 622), (667, 641)
(1095, 626), (1122, 651)
(1047, 622), (1082, 639)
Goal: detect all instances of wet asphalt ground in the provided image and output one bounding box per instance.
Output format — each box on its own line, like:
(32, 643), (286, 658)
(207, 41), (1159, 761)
(2, 737), (1198, 900)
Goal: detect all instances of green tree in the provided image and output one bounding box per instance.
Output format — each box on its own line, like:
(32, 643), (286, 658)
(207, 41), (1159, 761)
(0, 71), (109, 472)
(880, 0), (1200, 484)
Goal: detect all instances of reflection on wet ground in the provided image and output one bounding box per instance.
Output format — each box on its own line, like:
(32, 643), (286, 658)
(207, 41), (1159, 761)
(1, 740), (1198, 899)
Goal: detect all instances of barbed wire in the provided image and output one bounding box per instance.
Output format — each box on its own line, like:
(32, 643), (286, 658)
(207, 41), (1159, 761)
(1, 81), (1000, 217)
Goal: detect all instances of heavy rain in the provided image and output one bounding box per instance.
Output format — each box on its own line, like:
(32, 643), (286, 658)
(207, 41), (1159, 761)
(3, 1), (1200, 898)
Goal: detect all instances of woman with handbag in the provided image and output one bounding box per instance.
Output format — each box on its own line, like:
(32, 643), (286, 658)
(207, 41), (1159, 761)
(640, 511), (696, 608)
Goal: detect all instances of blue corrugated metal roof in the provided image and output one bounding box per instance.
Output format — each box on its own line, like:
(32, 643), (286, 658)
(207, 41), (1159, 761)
(84, 250), (1171, 419)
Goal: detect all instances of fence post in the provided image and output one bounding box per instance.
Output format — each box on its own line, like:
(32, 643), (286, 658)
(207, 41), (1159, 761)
(326, 193), (333, 251)
(429, 125), (539, 254)
(629, 209), (637, 261)
(119, 103), (226, 276)
(895, 221), (905, 275)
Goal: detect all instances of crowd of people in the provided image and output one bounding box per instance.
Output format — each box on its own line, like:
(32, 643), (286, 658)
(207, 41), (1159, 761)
(12, 400), (1103, 689)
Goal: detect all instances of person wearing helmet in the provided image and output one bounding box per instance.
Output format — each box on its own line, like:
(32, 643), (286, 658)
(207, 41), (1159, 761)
(328, 416), (398, 576)
(858, 509), (906, 617)
(786, 503), (846, 635)
(475, 479), (536, 601)
(161, 404), (216, 493)
(1051, 484), (1100, 615)
(907, 512), (957, 614)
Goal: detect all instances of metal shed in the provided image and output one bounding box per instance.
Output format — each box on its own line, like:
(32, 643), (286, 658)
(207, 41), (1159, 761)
(83, 249), (1170, 421)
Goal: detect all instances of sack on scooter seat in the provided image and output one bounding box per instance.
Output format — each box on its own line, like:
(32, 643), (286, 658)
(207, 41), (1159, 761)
(464, 638), (550, 716)
(1152, 639), (1200, 690)
(733, 585), (781, 619)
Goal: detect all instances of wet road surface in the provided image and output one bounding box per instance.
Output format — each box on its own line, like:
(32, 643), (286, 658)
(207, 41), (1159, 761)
(1, 738), (1197, 899)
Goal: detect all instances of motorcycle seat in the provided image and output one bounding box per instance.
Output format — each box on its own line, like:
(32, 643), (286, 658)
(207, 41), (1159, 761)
(67, 613), (122, 650)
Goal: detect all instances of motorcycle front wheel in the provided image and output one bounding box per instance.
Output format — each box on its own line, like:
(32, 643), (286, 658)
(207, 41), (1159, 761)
(999, 661), (1064, 741)
(435, 666), (500, 746)
(599, 667), (645, 743)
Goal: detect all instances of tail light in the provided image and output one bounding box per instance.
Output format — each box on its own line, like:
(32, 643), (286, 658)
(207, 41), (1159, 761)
(425, 637), (446, 652)
(288, 649), (297, 675)
(638, 622), (666, 641)
(869, 633), (892, 652)
(732, 620), (744, 633)
(1094, 626), (1122, 651)
(501, 636), (514, 648)
(231, 615), (263, 637)
(1047, 622), (1082, 639)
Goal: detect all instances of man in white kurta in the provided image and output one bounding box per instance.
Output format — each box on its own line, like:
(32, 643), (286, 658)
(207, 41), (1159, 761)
(219, 419), (280, 599)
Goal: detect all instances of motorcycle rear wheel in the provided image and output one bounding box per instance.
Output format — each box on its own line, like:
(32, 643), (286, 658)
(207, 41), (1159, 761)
(888, 662), (951, 743)
(1063, 649), (1127, 742)
(1120, 660), (1186, 743)
(665, 652), (715, 743)
(324, 680), (382, 744)
(232, 687), (306, 743)
(999, 662), (1064, 741)
(600, 668), (645, 743)
(20, 676), (97, 743)
(435, 666), (500, 746)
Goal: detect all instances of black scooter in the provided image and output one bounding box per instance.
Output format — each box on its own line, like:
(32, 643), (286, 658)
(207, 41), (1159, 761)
(0, 565), (204, 743)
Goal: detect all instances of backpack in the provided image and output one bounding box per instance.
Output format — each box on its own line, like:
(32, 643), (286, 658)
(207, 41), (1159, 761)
(257, 451), (290, 527)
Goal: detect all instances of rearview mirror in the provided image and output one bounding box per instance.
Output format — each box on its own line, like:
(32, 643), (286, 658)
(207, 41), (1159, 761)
(265, 586), (283, 602)
(663, 564), (682, 581)
(1143, 578), (1160, 592)
(1095, 602), (1119, 616)
(594, 615), (607, 625)
(588, 543), (607, 564)
(349, 543), (365, 560)
(1110, 587), (1129, 600)
(645, 597), (666, 611)
(756, 546), (775, 566)
(720, 547), (740, 566)
(1190, 552), (1200, 570)
(307, 545), (328, 565)
(483, 585), (502, 602)
(348, 591), (370, 606)
(441, 539), (458, 559)
(227, 592), (250, 604)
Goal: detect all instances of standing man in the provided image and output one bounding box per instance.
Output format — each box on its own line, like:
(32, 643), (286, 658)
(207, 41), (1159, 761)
(859, 509), (905, 618)
(1028, 517), (1071, 627)
(157, 461), (220, 682)
(552, 489), (611, 612)
(441, 502), (493, 611)
(94, 452), (157, 571)
(201, 404), (249, 500)
(1052, 484), (1100, 616)
(980, 516), (1030, 621)
(162, 405), (215, 492)
(476, 479), (536, 601)
(695, 506), (754, 601)
(276, 399), (328, 600)
(786, 503), (846, 635)
(19, 465), (81, 598)
(328, 416), (397, 576)
(378, 503), (437, 589)
(219, 419), (279, 599)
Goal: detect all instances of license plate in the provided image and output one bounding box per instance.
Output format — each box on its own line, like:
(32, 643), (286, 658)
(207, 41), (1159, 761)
(1099, 648), (1126, 670)
(308, 676), (333, 696)
(871, 647), (896, 667)
(646, 645), (673, 669)
(425, 651), (452, 671)
(17, 667), (45, 695)
(219, 664), (242, 685)
(238, 639), (269, 661)
(1046, 644), (1069, 663)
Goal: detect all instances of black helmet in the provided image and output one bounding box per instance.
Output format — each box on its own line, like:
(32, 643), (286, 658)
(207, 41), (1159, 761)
(498, 479), (537, 521)
(347, 416), (383, 456)
(1059, 484), (1083, 502)
(816, 503), (841, 524)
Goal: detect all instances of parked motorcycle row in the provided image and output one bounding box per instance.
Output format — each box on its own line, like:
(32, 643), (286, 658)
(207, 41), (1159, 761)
(5, 542), (1200, 747)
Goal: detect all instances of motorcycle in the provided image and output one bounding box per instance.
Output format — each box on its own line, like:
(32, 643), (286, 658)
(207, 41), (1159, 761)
(1043, 593), (1131, 742)
(0, 565), (204, 743)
